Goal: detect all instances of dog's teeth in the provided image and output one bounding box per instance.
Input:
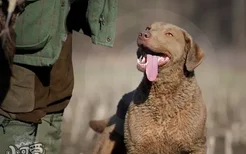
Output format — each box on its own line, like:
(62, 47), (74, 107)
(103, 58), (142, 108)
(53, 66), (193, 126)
(158, 57), (164, 62)
(141, 57), (145, 63)
(137, 59), (140, 63)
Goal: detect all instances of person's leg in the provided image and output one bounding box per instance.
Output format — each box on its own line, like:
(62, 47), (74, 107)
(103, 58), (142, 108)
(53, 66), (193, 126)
(35, 113), (63, 154)
(0, 115), (36, 154)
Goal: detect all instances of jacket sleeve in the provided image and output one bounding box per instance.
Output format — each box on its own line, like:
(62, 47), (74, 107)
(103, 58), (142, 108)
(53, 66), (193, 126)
(67, 0), (118, 48)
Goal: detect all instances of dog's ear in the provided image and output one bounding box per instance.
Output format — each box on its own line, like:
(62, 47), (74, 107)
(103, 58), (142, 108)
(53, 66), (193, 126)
(183, 31), (204, 72)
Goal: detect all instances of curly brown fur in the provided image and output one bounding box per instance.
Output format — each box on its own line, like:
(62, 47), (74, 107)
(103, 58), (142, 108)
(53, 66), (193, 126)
(89, 23), (206, 154)
(124, 22), (206, 154)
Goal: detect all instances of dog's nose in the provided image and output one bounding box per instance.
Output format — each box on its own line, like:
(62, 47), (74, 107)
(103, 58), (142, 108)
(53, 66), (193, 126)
(139, 32), (151, 39)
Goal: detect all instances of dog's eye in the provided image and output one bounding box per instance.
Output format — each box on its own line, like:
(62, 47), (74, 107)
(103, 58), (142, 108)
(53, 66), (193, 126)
(165, 32), (173, 37)
(145, 27), (151, 31)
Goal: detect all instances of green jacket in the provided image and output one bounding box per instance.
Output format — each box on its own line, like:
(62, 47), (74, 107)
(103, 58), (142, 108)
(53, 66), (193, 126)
(0, 0), (118, 121)
(14, 0), (118, 67)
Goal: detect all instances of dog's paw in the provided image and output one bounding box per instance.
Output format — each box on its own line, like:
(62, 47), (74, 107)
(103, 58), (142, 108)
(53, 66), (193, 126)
(89, 119), (109, 133)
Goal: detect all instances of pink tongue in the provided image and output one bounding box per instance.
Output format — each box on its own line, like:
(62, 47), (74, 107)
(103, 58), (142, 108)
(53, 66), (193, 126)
(146, 54), (158, 81)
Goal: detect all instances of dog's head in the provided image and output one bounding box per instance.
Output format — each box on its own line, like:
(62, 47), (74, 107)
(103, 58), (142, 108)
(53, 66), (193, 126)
(136, 22), (204, 81)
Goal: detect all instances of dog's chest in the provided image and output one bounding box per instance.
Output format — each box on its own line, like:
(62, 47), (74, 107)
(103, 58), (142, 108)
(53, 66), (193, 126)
(129, 95), (187, 122)
(125, 97), (198, 150)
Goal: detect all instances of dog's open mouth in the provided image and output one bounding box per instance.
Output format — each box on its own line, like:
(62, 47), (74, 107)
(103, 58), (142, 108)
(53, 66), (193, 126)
(137, 48), (170, 81)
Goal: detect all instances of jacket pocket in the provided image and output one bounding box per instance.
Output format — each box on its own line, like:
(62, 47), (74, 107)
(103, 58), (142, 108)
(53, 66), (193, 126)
(15, 0), (57, 51)
(0, 65), (35, 113)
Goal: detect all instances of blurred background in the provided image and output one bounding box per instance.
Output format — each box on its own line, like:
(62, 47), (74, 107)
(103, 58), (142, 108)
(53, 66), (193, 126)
(61, 0), (245, 153)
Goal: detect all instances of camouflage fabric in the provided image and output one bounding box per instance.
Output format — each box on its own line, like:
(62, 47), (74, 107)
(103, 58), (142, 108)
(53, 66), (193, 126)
(0, 113), (63, 154)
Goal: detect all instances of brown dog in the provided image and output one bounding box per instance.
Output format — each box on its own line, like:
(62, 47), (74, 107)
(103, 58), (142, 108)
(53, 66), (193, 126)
(90, 22), (206, 154)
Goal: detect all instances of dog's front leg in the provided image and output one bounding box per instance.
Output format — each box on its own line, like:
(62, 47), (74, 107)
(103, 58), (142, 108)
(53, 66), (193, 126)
(190, 145), (206, 154)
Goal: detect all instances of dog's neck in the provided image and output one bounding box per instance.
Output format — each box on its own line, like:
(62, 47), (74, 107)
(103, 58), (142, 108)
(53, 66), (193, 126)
(138, 62), (196, 97)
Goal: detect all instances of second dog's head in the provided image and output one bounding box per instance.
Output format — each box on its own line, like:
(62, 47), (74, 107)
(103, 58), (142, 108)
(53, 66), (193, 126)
(136, 22), (204, 81)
